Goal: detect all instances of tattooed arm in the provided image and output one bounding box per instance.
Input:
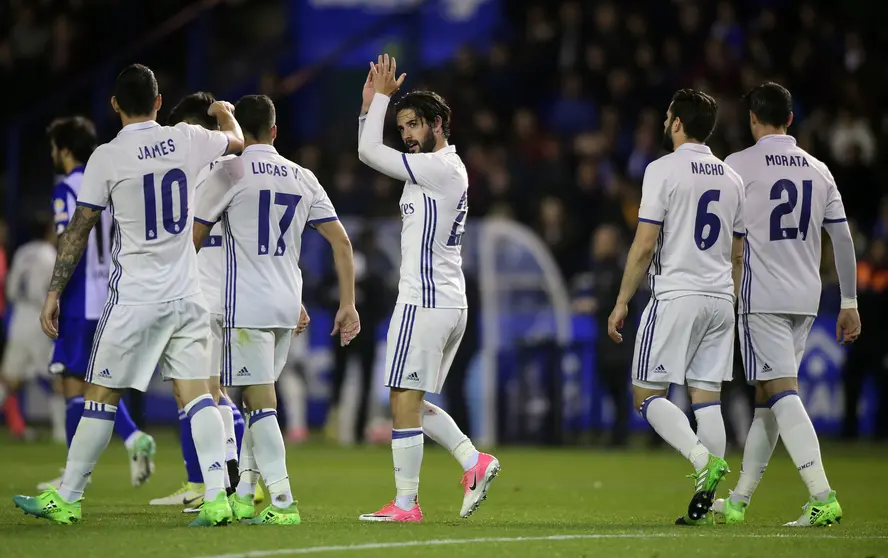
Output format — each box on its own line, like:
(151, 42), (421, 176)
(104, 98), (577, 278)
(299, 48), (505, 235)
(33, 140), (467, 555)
(41, 205), (102, 338)
(49, 205), (102, 293)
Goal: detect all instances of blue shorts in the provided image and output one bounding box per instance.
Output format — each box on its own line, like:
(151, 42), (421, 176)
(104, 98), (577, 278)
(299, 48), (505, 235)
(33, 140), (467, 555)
(50, 318), (99, 378)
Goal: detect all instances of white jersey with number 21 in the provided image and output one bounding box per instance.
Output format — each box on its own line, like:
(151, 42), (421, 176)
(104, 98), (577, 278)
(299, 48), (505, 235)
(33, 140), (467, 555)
(725, 134), (847, 316)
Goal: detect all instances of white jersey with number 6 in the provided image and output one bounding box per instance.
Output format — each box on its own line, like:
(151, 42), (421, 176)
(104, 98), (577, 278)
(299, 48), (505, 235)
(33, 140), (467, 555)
(725, 134), (847, 316)
(639, 143), (745, 302)
(76, 121), (230, 305)
(194, 144), (339, 329)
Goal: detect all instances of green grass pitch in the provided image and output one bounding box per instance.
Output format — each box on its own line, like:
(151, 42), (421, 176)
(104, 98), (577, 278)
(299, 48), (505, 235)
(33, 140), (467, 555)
(1, 431), (886, 557)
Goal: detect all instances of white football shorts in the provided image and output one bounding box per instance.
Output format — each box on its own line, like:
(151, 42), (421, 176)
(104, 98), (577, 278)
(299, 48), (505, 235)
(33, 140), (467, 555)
(383, 303), (467, 394)
(632, 295), (735, 392)
(1, 338), (53, 382)
(87, 295), (212, 392)
(738, 312), (814, 383)
(220, 327), (293, 387)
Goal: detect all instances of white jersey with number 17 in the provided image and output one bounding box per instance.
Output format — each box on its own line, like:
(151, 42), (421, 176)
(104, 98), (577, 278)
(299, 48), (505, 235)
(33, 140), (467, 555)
(194, 144), (339, 329)
(639, 143), (745, 302)
(76, 121), (230, 305)
(725, 134), (847, 316)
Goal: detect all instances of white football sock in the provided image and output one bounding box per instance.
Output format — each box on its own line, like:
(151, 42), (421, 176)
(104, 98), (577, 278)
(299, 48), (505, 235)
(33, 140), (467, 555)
(392, 428), (423, 510)
(732, 406), (779, 505)
(184, 395), (226, 501)
(693, 401), (726, 458)
(218, 402), (238, 463)
(249, 408), (293, 508)
(236, 421), (259, 498)
(642, 396), (709, 471)
(422, 401), (479, 471)
(59, 401), (116, 502)
(770, 391), (831, 500)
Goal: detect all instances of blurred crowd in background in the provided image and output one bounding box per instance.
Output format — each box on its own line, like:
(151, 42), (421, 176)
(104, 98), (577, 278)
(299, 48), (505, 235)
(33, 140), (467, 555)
(0, 0), (886, 443)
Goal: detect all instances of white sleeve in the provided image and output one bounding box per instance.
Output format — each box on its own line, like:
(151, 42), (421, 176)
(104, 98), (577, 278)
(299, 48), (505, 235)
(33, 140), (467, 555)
(731, 174), (746, 237)
(77, 146), (113, 209)
(638, 161), (669, 224)
(174, 122), (230, 173)
(298, 169), (339, 226)
(194, 165), (235, 226)
(824, 178), (847, 224)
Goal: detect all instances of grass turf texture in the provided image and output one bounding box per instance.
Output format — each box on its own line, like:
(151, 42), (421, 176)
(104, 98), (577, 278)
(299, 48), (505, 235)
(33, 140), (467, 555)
(1, 431), (885, 557)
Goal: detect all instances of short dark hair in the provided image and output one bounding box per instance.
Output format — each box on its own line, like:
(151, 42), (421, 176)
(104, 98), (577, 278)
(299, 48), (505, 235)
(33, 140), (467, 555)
(47, 116), (97, 163)
(168, 92), (217, 129)
(669, 89), (718, 143)
(234, 95), (275, 140)
(29, 211), (54, 240)
(394, 91), (452, 138)
(113, 64), (159, 116)
(743, 82), (792, 128)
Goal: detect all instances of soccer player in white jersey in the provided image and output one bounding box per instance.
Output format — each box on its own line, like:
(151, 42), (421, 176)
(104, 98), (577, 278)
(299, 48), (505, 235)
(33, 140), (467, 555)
(39, 117), (156, 491)
(712, 82), (859, 527)
(148, 92), (256, 510)
(607, 89), (745, 525)
(0, 214), (57, 428)
(356, 54), (500, 523)
(13, 64), (245, 527)
(194, 94), (360, 525)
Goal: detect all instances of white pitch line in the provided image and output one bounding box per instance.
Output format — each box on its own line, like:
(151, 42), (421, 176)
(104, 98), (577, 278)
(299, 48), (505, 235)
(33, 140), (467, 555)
(198, 532), (888, 558)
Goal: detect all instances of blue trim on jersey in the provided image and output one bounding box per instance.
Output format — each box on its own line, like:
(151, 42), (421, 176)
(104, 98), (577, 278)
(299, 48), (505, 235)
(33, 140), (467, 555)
(732, 231), (746, 238)
(194, 216), (215, 227)
(741, 235), (752, 312)
(308, 216), (339, 227)
(109, 202), (123, 304)
(402, 154), (417, 184)
(648, 226), (664, 295)
(76, 201), (106, 210)
(638, 218), (663, 225)
(421, 195), (438, 308)
(823, 217), (847, 224)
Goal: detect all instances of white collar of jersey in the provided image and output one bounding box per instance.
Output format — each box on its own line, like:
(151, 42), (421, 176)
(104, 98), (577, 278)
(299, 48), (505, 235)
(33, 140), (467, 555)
(243, 144), (278, 154)
(675, 143), (711, 154)
(756, 133), (797, 145)
(118, 121), (160, 133)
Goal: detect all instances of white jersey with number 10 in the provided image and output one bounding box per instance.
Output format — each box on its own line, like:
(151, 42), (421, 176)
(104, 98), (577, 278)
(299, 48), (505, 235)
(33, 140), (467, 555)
(638, 143), (745, 302)
(76, 121), (230, 305)
(725, 134), (847, 316)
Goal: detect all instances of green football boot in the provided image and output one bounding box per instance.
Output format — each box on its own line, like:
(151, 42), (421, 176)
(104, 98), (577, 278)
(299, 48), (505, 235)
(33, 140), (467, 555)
(229, 492), (256, 520)
(784, 491), (842, 527)
(675, 454), (730, 526)
(712, 493), (747, 524)
(242, 502), (302, 525)
(188, 491), (233, 527)
(13, 488), (82, 525)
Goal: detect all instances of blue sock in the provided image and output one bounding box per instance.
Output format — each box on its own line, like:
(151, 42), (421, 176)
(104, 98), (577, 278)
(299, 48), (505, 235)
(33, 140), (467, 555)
(114, 398), (140, 442)
(178, 409), (204, 484)
(231, 402), (245, 456)
(65, 396), (85, 448)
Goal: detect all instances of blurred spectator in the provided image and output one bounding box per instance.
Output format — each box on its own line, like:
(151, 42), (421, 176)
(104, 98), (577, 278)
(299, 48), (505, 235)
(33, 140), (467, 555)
(842, 239), (888, 440)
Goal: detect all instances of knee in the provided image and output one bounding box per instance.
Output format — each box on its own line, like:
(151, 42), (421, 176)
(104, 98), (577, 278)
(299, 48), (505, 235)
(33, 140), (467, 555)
(389, 389), (424, 419)
(84, 384), (122, 405)
(632, 385), (667, 411)
(243, 385), (276, 411)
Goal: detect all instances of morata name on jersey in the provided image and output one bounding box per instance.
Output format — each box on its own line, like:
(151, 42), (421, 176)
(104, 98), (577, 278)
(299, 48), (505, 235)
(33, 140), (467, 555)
(765, 154), (810, 167)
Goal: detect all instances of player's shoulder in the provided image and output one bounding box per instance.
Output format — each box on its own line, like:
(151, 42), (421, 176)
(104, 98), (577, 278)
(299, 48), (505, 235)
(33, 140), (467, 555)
(724, 144), (758, 170)
(642, 151), (678, 178)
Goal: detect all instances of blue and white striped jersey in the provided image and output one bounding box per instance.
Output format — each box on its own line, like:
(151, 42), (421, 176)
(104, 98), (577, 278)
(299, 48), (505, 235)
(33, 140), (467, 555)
(52, 166), (112, 319)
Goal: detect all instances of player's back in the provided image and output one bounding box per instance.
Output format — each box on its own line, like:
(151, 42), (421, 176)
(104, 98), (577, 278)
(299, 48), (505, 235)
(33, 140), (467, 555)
(211, 145), (335, 328)
(79, 121), (229, 305)
(196, 154), (236, 316)
(725, 135), (844, 315)
(643, 144), (744, 301)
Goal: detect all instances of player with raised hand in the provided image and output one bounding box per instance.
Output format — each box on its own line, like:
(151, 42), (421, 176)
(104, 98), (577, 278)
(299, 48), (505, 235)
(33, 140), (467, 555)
(37, 116), (156, 492)
(608, 89), (744, 525)
(713, 82), (858, 527)
(356, 54), (500, 523)
(13, 63), (244, 527)
(147, 92), (259, 510)
(193, 94), (359, 525)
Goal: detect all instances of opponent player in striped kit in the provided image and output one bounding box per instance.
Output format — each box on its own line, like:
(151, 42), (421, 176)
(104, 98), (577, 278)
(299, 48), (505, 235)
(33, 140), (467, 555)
(357, 54), (500, 523)
(39, 116), (156, 491)
(713, 82), (859, 527)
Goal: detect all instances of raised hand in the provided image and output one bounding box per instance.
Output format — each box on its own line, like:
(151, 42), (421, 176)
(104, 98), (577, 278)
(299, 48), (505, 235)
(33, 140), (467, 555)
(361, 64), (376, 114)
(371, 53), (406, 97)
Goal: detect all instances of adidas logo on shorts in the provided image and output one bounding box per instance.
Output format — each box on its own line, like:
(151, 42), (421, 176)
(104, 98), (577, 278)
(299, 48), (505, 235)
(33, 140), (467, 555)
(762, 363), (772, 373)
(653, 364), (667, 374)
(99, 369), (112, 379)
(236, 367), (250, 377)
(406, 372), (420, 383)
